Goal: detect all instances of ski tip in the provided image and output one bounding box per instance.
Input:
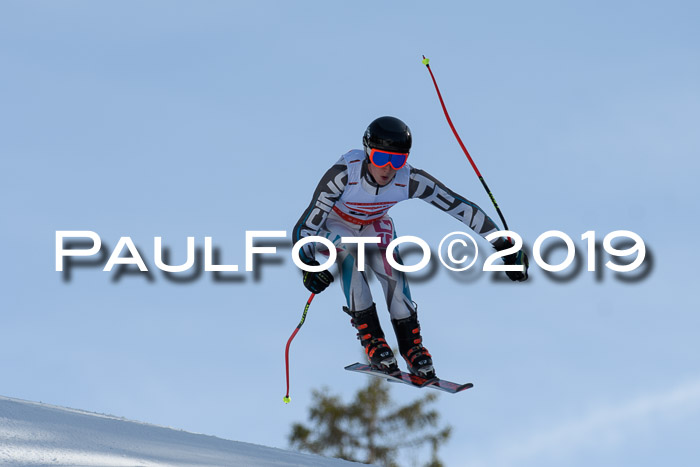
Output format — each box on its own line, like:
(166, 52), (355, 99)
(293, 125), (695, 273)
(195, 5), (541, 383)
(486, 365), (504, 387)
(457, 383), (474, 392)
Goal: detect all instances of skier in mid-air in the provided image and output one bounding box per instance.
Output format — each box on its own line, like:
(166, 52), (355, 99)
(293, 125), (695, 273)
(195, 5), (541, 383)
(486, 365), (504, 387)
(293, 116), (528, 379)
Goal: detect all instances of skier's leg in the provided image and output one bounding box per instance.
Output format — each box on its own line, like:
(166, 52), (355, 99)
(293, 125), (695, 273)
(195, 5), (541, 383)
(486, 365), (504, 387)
(362, 216), (416, 320)
(364, 216), (436, 378)
(318, 215), (374, 311)
(317, 214), (397, 371)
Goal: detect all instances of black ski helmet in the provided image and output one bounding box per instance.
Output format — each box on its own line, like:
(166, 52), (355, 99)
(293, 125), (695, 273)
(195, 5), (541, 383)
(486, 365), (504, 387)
(363, 116), (412, 155)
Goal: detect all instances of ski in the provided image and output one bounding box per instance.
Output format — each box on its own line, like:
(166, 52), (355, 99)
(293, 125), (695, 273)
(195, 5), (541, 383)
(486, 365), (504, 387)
(344, 363), (473, 394)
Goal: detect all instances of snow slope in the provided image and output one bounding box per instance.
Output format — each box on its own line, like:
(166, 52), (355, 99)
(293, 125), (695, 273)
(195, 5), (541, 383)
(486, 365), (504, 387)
(0, 396), (359, 466)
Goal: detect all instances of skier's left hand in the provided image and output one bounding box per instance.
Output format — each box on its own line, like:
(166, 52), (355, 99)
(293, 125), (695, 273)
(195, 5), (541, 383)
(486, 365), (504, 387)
(493, 238), (529, 282)
(503, 249), (529, 282)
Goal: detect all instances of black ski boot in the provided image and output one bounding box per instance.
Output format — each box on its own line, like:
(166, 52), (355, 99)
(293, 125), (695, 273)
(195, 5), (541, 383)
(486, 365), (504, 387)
(344, 303), (398, 373)
(392, 312), (436, 379)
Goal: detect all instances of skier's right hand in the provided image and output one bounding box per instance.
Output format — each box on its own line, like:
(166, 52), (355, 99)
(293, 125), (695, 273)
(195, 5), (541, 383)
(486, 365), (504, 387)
(302, 260), (334, 294)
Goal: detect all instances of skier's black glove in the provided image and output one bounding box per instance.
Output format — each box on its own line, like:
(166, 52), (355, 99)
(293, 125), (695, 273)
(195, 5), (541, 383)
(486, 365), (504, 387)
(494, 239), (529, 282)
(503, 249), (529, 282)
(302, 260), (334, 294)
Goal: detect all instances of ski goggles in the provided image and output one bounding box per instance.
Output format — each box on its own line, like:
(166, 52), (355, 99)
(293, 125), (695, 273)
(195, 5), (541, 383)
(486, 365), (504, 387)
(368, 148), (409, 170)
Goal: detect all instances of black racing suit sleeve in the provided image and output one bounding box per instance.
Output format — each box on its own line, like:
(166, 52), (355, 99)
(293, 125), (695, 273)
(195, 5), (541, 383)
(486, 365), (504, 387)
(408, 167), (504, 245)
(292, 158), (348, 264)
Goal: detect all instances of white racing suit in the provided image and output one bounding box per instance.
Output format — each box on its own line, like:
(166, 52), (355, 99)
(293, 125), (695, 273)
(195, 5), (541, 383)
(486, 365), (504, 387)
(293, 149), (502, 319)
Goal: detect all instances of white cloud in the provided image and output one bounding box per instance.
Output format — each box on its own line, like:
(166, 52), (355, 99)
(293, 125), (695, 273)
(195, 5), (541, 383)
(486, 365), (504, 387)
(468, 377), (700, 467)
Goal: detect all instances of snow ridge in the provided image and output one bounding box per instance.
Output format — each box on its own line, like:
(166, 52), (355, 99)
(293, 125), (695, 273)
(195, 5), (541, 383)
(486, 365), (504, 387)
(0, 395), (358, 466)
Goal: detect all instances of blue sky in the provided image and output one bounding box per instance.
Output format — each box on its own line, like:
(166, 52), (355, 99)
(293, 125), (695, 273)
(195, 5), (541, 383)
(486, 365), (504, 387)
(2, 1), (699, 466)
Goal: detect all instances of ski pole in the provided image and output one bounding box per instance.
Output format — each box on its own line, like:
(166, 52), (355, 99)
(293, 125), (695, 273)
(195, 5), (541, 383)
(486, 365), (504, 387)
(283, 293), (315, 404)
(421, 55), (510, 231)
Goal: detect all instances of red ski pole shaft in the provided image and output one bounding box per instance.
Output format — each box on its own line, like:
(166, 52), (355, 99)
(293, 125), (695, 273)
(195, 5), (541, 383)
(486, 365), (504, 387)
(283, 293), (315, 404)
(422, 55), (510, 231)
